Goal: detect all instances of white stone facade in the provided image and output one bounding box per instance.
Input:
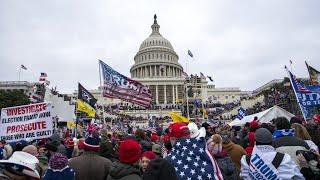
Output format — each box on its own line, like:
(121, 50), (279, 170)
(130, 15), (185, 105)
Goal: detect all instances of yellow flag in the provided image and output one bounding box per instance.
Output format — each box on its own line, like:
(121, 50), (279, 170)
(67, 121), (76, 128)
(168, 112), (189, 123)
(77, 99), (96, 117)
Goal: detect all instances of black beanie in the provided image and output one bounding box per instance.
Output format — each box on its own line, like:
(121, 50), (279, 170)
(143, 158), (178, 180)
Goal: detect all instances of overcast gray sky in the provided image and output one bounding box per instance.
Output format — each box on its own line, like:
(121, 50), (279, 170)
(1, 0), (319, 93)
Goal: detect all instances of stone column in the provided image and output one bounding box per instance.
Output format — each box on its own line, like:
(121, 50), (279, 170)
(149, 66), (152, 77)
(155, 65), (157, 77)
(140, 67), (142, 78)
(172, 85), (175, 104)
(175, 85), (178, 102)
(156, 84), (159, 104)
(164, 85), (167, 104)
(144, 66), (146, 77)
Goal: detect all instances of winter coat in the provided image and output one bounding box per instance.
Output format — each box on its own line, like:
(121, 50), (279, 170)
(273, 136), (310, 169)
(107, 162), (142, 180)
(68, 151), (112, 180)
(222, 141), (247, 175)
(142, 158), (178, 180)
(240, 145), (304, 180)
(43, 166), (75, 180)
(214, 150), (238, 180)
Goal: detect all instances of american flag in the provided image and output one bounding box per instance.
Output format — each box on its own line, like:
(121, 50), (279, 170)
(182, 71), (188, 78)
(288, 71), (312, 93)
(99, 60), (152, 107)
(165, 137), (223, 180)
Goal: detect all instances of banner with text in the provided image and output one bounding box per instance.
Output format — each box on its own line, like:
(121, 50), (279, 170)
(0, 102), (53, 142)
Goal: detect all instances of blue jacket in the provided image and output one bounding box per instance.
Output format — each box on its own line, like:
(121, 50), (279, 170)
(43, 166), (75, 180)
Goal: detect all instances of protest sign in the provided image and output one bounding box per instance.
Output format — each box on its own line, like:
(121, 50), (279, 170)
(0, 102), (53, 142)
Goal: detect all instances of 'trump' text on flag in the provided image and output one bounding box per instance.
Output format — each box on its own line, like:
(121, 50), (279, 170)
(99, 60), (152, 107)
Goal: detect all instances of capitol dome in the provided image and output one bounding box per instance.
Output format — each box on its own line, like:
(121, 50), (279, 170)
(130, 15), (185, 105)
(130, 14), (183, 79)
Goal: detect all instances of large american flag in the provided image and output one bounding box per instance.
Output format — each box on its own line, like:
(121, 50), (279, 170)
(99, 60), (152, 107)
(165, 137), (223, 180)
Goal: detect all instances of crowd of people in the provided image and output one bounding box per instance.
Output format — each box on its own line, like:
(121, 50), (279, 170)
(1, 114), (320, 179)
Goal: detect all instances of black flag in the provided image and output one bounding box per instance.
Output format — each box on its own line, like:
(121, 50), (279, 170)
(78, 83), (97, 108)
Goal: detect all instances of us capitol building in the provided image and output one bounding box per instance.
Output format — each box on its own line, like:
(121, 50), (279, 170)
(91, 15), (249, 108)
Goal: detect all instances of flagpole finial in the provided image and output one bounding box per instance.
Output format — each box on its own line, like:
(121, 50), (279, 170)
(154, 14), (157, 24)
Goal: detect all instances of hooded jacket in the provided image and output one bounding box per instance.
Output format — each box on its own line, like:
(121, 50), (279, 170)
(107, 162), (142, 180)
(222, 141), (247, 174)
(240, 145), (304, 180)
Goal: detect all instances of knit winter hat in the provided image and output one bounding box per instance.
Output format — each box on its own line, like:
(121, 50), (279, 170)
(119, 139), (141, 164)
(255, 128), (272, 144)
(142, 151), (157, 160)
(207, 134), (223, 155)
(49, 153), (68, 170)
(167, 122), (190, 138)
(84, 136), (101, 152)
(150, 133), (159, 142)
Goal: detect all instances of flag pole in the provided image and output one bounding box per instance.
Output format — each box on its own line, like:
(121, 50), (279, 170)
(98, 60), (106, 126)
(18, 66), (22, 81)
(186, 83), (190, 119)
(285, 67), (307, 123)
(185, 54), (190, 120)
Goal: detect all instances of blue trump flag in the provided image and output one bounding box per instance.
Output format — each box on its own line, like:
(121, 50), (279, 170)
(165, 136), (223, 180)
(236, 107), (246, 120)
(286, 68), (320, 119)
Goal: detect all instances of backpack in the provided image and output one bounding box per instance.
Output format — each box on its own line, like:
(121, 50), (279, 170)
(216, 156), (238, 180)
(245, 152), (285, 169)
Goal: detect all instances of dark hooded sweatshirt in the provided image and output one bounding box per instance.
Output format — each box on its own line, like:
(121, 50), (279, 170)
(107, 162), (142, 180)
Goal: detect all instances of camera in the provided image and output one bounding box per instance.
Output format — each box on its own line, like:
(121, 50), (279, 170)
(296, 150), (317, 161)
